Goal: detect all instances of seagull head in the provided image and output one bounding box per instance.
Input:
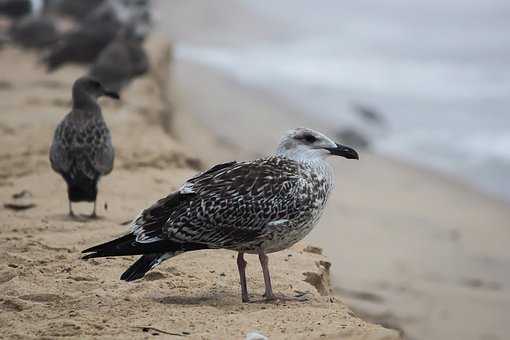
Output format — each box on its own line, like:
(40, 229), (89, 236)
(73, 77), (120, 101)
(276, 128), (359, 162)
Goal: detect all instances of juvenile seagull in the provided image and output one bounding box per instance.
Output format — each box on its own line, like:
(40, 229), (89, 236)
(9, 15), (59, 49)
(88, 25), (149, 93)
(0, 0), (42, 19)
(50, 76), (118, 218)
(82, 128), (358, 302)
(43, 20), (120, 72)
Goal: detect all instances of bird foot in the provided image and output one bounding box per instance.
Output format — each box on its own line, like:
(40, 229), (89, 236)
(68, 211), (79, 220)
(265, 291), (311, 302)
(246, 292), (310, 304)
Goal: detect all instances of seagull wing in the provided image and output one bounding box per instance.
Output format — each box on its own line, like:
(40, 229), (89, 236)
(132, 157), (310, 249)
(131, 161), (237, 243)
(50, 114), (114, 178)
(89, 123), (114, 175)
(49, 121), (72, 174)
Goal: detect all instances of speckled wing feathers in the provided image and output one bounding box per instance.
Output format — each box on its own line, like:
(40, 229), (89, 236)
(131, 161), (237, 243)
(50, 112), (114, 179)
(131, 157), (330, 251)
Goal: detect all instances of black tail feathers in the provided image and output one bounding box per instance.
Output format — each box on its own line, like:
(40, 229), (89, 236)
(68, 183), (98, 202)
(120, 253), (166, 282)
(82, 233), (209, 281)
(82, 233), (136, 259)
(62, 159), (100, 202)
(65, 174), (99, 202)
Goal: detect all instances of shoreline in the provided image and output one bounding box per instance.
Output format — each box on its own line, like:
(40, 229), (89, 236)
(171, 58), (510, 209)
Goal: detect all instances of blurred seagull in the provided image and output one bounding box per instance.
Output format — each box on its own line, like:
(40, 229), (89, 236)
(9, 15), (58, 48)
(0, 0), (42, 19)
(89, 0), (152, 32)
(4, 0), (59, 49)
(43, 19), (121, 71)
(43, 0), (151, 71)
(82, 128), (358, 302)
(50, 76), (118, 218)
(88, 25), (149, 92)
(50, 0), (105, 20)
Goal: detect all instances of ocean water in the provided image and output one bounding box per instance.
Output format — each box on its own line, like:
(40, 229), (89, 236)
(177, 0), (510, 202)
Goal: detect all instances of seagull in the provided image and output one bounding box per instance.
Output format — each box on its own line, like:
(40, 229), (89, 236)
(88, 25), (149, 92)
(43, 19), (121, 72)
(50, 76), (118, 218)
(5, 0), (58, 50)
(43, 0), (151, 72)
(9, 15), (59, 49)
(88, 0), (152, 32)
(0, 0), (42, 19)
(82, 128), (358, 302)
(51, 0), (105, 20)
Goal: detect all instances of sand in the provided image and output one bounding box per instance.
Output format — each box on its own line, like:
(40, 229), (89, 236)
(0, 39), (400, 340)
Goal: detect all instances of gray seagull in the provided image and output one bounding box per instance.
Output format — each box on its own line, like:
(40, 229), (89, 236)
(82, 128), (358, 302)
(88, 25), (149, 93)
(50, 76), (118, 218)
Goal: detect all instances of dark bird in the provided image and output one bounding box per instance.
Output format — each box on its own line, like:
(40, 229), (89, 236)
(88, 25), (148, 92)
(43, 19), (121, 71)
(82, 128), (359, 302)
(352, 103), (387, 127)
(8, 15), (58, 48)
(335, 127), (371, 150)
(88, 0), (151, 25)
(0, 0), (42, 19)
(42, 0), (152, 72)
(50, 76), (118, 218)
(50, 0), (104, 20)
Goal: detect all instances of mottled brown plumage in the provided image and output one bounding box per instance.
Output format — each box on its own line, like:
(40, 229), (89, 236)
(82, 128), (359, 301)
(50, 77), (118, 217)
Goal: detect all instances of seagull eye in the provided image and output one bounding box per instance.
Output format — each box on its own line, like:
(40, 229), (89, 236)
(303, 134), (317, 143)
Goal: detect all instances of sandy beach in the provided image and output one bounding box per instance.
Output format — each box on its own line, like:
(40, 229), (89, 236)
(0, 38), (400, 339)
(1, 1), (509, 338)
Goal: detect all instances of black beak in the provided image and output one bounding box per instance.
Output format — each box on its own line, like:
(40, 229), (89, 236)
(325, 143), (359, 160)
(104, 90), (120, 100)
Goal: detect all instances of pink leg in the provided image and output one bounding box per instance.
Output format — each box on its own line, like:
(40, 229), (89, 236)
(237, 252), (249, 302)
(90, 200), (97, 219)
(258, 250), (276, 300)
(68, 200), (75, 217)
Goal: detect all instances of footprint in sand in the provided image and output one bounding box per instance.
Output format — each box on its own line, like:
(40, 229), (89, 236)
(39, 321), (83, 337)
(18, 293), (63, 303)
(0, 80), (13, 90)
(144, 271), (166, 281)
(0, 271), (16, 284)
(0, 298), (28, 312)
(67, 275), (97, 282)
